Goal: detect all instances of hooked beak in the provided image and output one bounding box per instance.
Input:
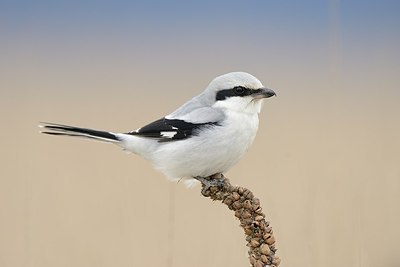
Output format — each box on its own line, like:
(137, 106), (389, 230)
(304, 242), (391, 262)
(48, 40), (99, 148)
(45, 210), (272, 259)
(252, 87), (276, 99)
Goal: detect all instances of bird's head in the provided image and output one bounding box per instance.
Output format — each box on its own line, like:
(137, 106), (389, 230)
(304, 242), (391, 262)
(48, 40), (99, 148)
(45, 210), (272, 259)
(205, 72), (275, 114)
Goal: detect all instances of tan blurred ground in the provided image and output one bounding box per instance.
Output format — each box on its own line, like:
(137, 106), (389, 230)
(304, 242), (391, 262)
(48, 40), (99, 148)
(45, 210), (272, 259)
(0, 60), (399, 267)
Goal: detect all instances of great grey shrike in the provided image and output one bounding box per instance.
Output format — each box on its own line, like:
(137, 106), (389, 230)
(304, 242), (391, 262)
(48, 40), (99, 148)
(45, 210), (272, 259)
(40, 72), (276, 186)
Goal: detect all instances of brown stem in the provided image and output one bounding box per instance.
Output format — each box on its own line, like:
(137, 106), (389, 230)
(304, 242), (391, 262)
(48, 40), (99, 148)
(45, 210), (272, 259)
(199, 175), (281, 267)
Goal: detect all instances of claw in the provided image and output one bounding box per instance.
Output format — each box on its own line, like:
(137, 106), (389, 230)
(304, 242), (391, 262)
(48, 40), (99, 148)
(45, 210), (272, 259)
(194, 174), (226, 195)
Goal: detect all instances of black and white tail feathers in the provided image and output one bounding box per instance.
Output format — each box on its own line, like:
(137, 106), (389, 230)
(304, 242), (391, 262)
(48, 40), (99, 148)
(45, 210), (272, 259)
(39, 122), (120, 143)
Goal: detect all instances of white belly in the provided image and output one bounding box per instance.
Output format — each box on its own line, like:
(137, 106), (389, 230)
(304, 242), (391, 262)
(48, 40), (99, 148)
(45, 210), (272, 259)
(151, 112), (260, 181)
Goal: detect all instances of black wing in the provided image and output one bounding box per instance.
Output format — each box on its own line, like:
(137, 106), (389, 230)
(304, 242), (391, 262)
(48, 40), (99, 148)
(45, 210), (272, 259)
(127, 117), (219, 142)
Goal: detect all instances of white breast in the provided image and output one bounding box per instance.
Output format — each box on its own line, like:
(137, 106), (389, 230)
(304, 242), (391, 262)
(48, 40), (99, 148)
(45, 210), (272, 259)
(150, 110), (260, 181)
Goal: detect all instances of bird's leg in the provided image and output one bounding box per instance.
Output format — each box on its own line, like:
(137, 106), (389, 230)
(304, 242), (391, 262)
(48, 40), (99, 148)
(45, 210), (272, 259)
(194, 173), (226, 196)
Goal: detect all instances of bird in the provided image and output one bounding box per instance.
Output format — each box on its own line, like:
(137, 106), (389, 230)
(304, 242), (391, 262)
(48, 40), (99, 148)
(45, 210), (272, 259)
(40, 72), (276, 187)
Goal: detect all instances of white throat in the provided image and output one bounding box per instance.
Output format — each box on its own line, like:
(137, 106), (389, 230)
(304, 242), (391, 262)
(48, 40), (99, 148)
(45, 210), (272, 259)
(213, 97), (264, 114)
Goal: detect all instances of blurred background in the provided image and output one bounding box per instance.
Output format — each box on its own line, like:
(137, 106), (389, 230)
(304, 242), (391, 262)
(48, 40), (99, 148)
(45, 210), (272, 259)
(1, 0), (399, 266)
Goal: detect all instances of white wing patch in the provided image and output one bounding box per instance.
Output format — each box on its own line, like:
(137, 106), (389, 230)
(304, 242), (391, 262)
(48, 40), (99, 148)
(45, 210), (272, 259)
(160, 131), (177, 138)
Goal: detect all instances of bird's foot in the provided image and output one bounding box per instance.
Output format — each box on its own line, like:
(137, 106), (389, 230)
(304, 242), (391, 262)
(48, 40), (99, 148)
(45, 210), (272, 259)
(195, 174), (226, 196)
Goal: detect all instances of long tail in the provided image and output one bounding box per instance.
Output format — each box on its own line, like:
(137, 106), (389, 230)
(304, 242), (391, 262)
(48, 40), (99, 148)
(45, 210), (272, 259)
(39, 122), (121, 143)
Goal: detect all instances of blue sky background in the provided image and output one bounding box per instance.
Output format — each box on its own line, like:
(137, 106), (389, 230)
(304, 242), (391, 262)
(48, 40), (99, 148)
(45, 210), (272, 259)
(2, 0), (399, 85)
(1, 0), (399, 115)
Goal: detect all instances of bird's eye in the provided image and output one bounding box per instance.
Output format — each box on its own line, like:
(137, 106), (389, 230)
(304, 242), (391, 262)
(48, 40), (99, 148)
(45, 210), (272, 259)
(233, 86), (246, 95)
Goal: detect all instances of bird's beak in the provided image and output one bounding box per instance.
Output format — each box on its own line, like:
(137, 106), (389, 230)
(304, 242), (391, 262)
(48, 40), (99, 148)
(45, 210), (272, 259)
(252, 87), (276, 99)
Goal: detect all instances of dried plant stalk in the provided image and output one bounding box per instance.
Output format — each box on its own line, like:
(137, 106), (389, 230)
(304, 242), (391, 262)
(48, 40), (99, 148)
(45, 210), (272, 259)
(199, 175), (281, 267)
